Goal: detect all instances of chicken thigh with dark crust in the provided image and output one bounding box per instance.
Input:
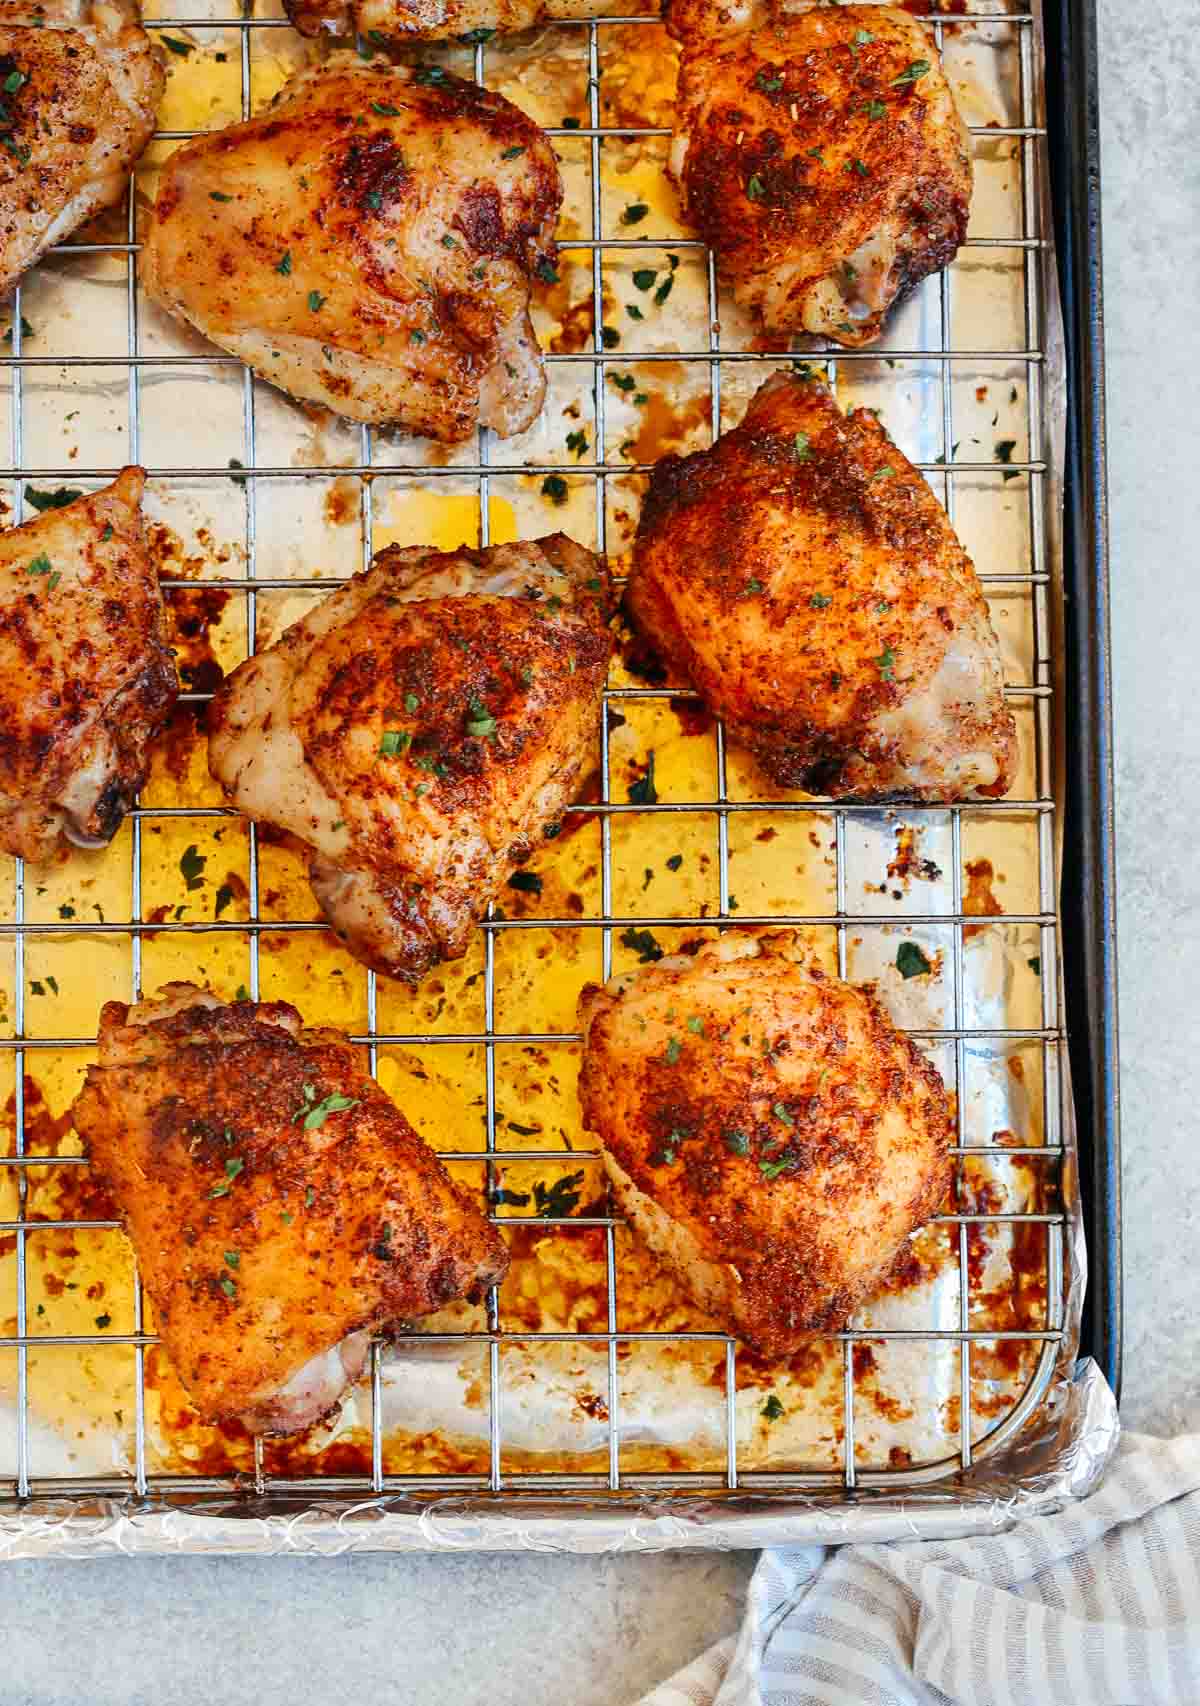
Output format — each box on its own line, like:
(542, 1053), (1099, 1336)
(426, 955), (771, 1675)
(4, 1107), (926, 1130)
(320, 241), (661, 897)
(630, 373), (1015, 800)
(142, 58), (562, 442)
(71, 984), (510, 1434)
(208, 535), (611, 983)
(0, 467), (177, 862)
(578, 931), (953, 1357)
(666, 1), (972, 346)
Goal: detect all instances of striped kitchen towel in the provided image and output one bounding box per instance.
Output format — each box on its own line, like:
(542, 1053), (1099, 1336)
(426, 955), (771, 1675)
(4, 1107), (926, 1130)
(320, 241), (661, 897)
(639, 1428), (1200, 1706)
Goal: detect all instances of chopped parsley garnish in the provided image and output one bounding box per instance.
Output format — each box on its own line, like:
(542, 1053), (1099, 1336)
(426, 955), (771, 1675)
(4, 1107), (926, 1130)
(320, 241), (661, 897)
(380, 723), (413, 757)
(235, 985), (251, 1003)
(759, 1154), (793, 1180)
(627, 303), (644, 321)
(371, 100), (401, 116)
(772, 1101), (795, 1127)
(366, 191), (383, 209)
(520, 664), (535, 686)
(541, 473), (569, 505)
(403, 691), (420, 712)
(746, 174), (767, 201)
(654, 274), (673, 307)
(861, 98), (887, 120)
(293, 1084), (359, 1129)
(223, 1250), (240, 1269)
(610, 371), (637, 392)
(846, 157), (871, 177)
(561, 116), (581, 129)
(308, 291), (326, 312)
(533, 1171), (585, 1219)
(1028, 956), (1041, 975)
(896, 941), (932, 979)
(742, 577), (764, 597)
(535, 257), (559, 284)
(206, 1157), (244, 1199)
(996, 439), (1019, 479)
(499, 144), (525, 161)
(3, 70), (25, 94)
(892, 58), (932, 86)
(724, 1130), (750, 1156)
(305, 1186), (315, 1208)
(620, 926), (663, 963)
(413, 65), (449, 84)
(25, 552), (51, 578)
(458, 26), (495, 41)
(465, 696), (497, 739)
(219, 1274), (237, 1300)
(601, 324), (620, 347)
(101, 524), (113, 541)
(25, 485), (82, 512)
(632, 268), (656, 291)
(441, 233), (458, 248)
(793, 431), (813, 462)
(228, 458), (246, 485)
(58, 903), (75, 919)
(210, 190), (233, 202)
(508, 869), (542, 895)
(621, 203), (649, 225)
(809, 592), (832, 609)
(214, 883), (234, 919)
(875, 646), (896, 680)
(566, 428), (588, 458)
(870, 465), (895, 482)
(179, 844), (206, 890)
(162, 34), (194, 55)
(664, 1037), (682, 1065)
(853, 28), (874, 47)
(761, 1394), (785, 1421)
(686, 1015), (705, 1036)
(754, 69), (782, 92)
(275, 251), (292, 276)
(410, 328), (426, 345)
(628, 753), (657, 805)
(94, 1313), (112, 1329)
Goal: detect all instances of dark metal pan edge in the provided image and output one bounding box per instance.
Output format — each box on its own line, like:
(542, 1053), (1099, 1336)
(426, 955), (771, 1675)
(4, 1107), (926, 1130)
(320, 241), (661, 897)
(1043, 0), (1122, 1396)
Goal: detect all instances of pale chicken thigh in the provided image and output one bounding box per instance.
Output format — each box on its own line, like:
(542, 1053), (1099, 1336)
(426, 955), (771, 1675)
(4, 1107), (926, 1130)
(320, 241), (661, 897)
(629, 372), (1015, 800)
(71, 984), (510, 1434)
(666, 1), (972, 346)
(0, 467), (177, 861)
(578, 931), (953, 1356)
(286, 0), (603, 43)
(208, 536), (611, 983)
(141, 57), (562, 442)
(0, 0), (163, 295)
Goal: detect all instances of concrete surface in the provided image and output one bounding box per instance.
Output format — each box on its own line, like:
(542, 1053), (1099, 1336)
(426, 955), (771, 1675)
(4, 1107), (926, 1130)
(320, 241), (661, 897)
(0, 3), (1187, 1701)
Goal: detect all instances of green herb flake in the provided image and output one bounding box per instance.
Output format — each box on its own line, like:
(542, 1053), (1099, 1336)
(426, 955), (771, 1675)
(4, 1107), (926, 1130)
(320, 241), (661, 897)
(626, 303), (644, 321)
(793, 430), (813, 462)
(870, 465), (895, 482)
(621, 203), (649, 226)
(409, 328), (426, 345)
(308, 290), (326, 312)
(1028, 956), (1041, 975)
(772, 1101), (795, 1127)
(498, 144), (526, 162)
(746, 174), (767, 201)
(235, 984), (251, 1003)
(412, 65), (449, 84)
(861, 98), (887, 119)
(874, 645), (896, 681)
(686, 1015), (705, 1036)
(754, 69), (783, 92)
(610, 371), (637, 392)
(305, 1185), (315, 1208)
(759, 1154), (793, 1180)
(761, 1394), (785, 1421)
(566, 428), (588, 458)
(58, 903), (75, 919)
(533, 1170), (585, 1219)
(561, 116), (581, 129)
(741, 577), (764, 597)
(25, 485), (82, 511)
(535, 257), (559, 284)
(465, 696), (498, 739)
(3, 70), (25, 94)
(507, 869), (542, 895)
(371, 100), (401, 116)
(995, 439), (1020, 480)
(846, 156), (870, 177)
(162, 34), (194, 55)
(619, 926), (663, 963)
(892, 58), (932, 86)
(457, 26), (495, 41)
(628, 753), (657, 805)
(653, 273), (674, 307)
(664, 1037), (682, 1065)
(214, 883), (234, 919)
(101, 524), (113, 541)
(275, 250), (292, 276)
(896, 941), (932, 980)
(724, 1130), (750, 1157)
(632, 267), (656, 291)
(223, 1250), (240, 1270)
(541, 472), (569, 506)
(294, 1085), (360, 1130)
(94, 1312), (112, 1329)
(25, 552), (51, 577)
(853, 28), (874, 46)
(179, 844), (206, 891)
(809, 592), (832, 610)
(219, 1274), (237, 1300)
(601, 324), (620, 347)
(210, 190), (233, 202)
(666, 854), (683, 871)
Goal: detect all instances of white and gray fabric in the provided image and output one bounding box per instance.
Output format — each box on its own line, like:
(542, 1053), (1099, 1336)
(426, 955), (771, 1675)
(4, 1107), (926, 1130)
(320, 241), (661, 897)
(639, 1429), (1200, 1706)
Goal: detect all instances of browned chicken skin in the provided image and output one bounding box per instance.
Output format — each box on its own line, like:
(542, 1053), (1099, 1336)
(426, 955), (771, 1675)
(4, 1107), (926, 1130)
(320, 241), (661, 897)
(630, 373), (1015, 800)
(0, 467), (177, 861)
(208, 535), (612, 983)
(141, 57), (562, 442)
(578, 932), (953, 1356)
(666, 1), (972, 346)
(0, 0), (163, 296)
(284, 0), (603, 43)
(71, 985), (510, 1434)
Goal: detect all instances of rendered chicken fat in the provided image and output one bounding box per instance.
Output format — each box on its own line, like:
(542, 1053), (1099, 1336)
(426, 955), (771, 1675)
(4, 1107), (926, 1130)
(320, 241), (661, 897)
(630, 372), (1016, 800)
(141, 58), (562, 442)
(578, 931), (954, 1356)
(70, 985), (510, 1434)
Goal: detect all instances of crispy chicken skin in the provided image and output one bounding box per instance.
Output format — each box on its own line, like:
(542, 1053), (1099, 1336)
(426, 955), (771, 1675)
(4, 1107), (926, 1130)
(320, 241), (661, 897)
(578, 932), (953, 1356)
(208, 536), (611, 983)
(665, 1), (972, 346)
(630, 373), (1015, 800)
(285, 0), (602, 43)
(141, 58), (561, 442)
(0, 467), (177, 861)
(0, 0), (163, 295)
(71, 984), (510, 1434)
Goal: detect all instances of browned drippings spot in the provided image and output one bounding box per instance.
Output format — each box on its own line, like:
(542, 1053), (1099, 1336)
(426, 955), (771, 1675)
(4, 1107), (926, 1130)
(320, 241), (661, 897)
(669, 695), (713, 739)
(1007, 1055), (1025, 1083)
(888, 825), (943, 888)
(963, 857), (1003, 939)
(889, 1444), (913, 1468)
(324, 477), (360, 528)
(263, 1431), (374, 1480)
(628, 374), (712, 466)
(549, 284), (617, 355)
(756, 826), (778, 844)
(5, 1073), (73, 1159)
(576, 1392), (609, 1422)
(599, 23), (679, 130)
(852, 1343), (876, 1381)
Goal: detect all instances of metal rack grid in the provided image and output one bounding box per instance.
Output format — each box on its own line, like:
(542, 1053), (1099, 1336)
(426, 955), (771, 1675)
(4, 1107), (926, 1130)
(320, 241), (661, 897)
(0, 4), (1068, 1508)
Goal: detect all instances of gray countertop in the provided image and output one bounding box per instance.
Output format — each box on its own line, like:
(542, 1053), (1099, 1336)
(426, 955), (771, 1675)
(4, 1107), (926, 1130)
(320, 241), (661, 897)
(2, 3), (1186, 1701)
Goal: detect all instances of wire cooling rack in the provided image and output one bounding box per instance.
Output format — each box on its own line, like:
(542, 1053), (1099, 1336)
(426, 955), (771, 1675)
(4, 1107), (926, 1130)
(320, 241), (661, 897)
(0, 2), (1071, 1513)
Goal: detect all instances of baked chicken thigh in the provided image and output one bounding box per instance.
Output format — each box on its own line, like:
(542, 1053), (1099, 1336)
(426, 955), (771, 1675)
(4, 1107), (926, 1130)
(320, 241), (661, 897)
(209, 536), (611, 983)
(71, 984), (509, 1433)
(630, 373), (1015, 800)
(0, 467), (177, 861)
(0, 0), (163, 295)
(142, 58), (562, 442)
(666, 1), (972, 346)
(285, 0), (600, 44)
(578, 931), (953, 1355)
